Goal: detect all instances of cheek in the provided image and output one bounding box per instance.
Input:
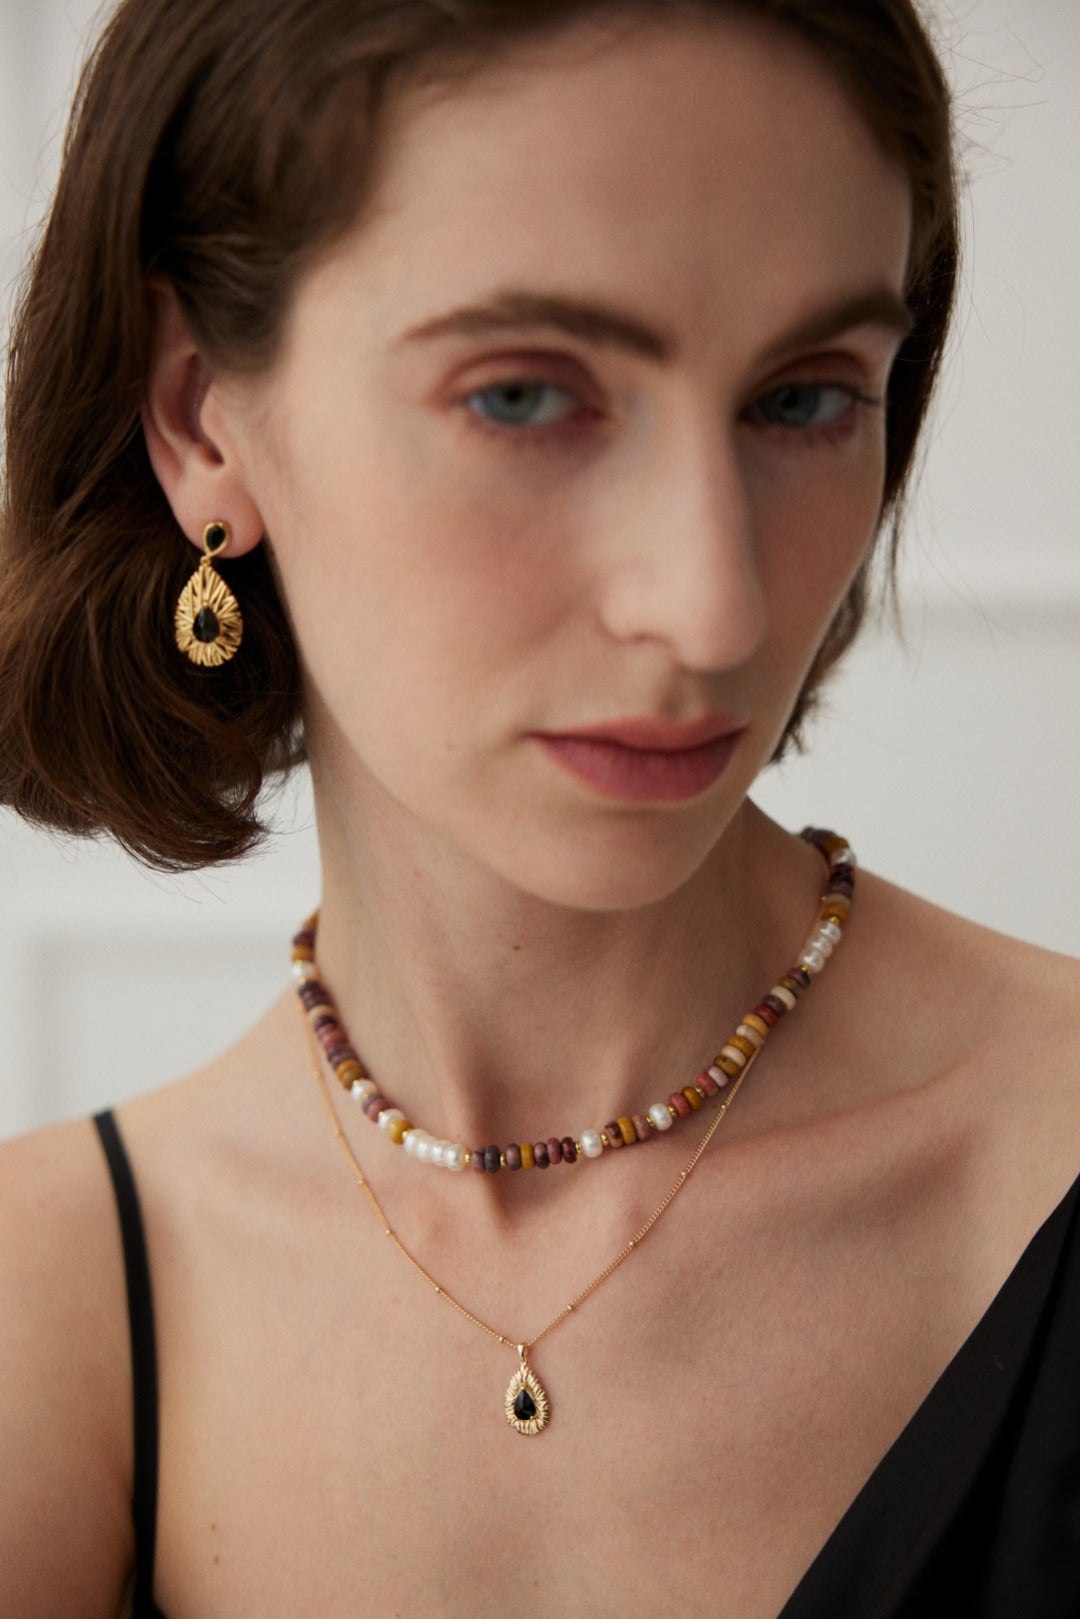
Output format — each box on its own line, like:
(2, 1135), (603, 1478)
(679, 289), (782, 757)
(754, 439), (886, 648)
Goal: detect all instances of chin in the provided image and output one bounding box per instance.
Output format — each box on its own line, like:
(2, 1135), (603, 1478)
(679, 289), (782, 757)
(483, 811), (734, 914)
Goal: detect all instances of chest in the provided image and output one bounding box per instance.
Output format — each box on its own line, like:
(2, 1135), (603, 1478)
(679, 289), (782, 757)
(149, 1160), (999, 1619)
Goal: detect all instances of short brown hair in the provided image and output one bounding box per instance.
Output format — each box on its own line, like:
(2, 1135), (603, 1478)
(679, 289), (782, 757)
(0, 0), (959, 870)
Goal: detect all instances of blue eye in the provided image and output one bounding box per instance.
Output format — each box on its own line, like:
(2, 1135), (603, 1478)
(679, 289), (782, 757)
(749, 383), (864, 429)
(465, 381), (576, 430)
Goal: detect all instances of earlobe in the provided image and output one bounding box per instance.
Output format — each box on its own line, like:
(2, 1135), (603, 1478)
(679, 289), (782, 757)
(141, 279), (264, 557)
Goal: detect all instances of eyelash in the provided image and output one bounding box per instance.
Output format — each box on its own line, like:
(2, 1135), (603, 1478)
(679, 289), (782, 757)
(459, 376), (884, 450)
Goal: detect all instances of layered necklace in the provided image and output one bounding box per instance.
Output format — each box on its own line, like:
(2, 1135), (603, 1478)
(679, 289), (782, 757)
(294, 826), (854, 1434)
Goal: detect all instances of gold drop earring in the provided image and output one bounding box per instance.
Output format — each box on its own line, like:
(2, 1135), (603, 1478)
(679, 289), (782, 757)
(174, 521), (244, 667)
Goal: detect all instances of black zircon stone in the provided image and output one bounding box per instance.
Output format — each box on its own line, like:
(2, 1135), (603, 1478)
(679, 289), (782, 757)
(513, 1387), (537, 1422)
(193, 608), (220, 643)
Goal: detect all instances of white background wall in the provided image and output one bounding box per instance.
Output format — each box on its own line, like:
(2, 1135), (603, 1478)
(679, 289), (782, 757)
(0, 0), (1077, 1139)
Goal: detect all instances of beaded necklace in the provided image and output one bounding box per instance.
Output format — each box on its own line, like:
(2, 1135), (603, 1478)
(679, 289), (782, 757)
(294, 826), (854, 1434)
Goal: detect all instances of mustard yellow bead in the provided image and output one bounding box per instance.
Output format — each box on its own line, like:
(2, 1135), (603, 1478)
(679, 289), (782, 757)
(821, 897), (850, 923)
(388, 1116), (411, 1145)
(743, 1012), (769, 1039)
(728, 1034), (756, 1061)
(681, 1085), (703, 1110)
(618, 1116), (637, 1145)
(520, 1141), (535, 1169)
(717, 1054), (741, 1078)
(336, 1059), (364, 1085)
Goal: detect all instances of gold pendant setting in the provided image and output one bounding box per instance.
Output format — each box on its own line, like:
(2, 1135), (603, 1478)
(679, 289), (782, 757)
(175, 521), (244, 667)
(505, 1348), (550, 1435)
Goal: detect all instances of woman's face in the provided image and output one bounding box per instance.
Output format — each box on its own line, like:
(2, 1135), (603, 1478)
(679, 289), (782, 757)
(217, 8), (912, 909)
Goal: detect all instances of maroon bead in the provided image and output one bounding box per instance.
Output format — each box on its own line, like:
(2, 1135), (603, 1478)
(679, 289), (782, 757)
(546, 1137), (563, 1165)
(602, 1122), (622, 1149)
(632, 1113), (651, 1142)
(561, 1136), (578, 1164)
(325, 1044), (358, 1068)
(312, 1011), (338, 1033)
(754, 1001), (779, 1028)
(363, 1092), (391, 1119)
(533, 1141), (550, 1168)
(471, 1147), (487, 1171)
(298, 982), (327, 1009)
(505, 1144), (522, 1170)
(792, 966), (811, 988)
(668, 1091), (692, 1119)
(696, 1070), (720, 1099)
(483, 1145), (502, 1172)
(761, 993), (788, 1019)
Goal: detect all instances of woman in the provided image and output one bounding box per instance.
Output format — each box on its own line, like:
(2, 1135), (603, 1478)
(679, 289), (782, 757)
(1, 1), (1078, 1614)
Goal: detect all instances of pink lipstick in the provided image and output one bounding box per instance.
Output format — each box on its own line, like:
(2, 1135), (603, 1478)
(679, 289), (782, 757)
(533, 715), (744, 803)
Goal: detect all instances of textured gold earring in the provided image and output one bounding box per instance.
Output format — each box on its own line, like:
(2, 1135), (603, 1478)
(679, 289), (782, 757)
(174, 521), (244, 667)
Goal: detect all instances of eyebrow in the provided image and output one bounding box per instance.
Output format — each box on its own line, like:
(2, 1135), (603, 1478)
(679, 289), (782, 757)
(394, 286), (915, 365)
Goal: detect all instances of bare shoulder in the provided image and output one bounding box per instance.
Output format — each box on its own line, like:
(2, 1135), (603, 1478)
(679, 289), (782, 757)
(0, 1115), (134, 1617)
(852, 869), (1080, 1184)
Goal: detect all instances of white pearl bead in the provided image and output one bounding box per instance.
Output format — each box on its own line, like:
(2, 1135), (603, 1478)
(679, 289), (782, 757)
(809, 932), (834, 957)
(443, 1144), (466, 1172)
(800, 948), (826, 973)
(416, 1135), (435, 1164)
(402, 1130), (420, 1156)
(350, 1079), (377, 1102)
(580, 1129), (604, 1158)
(291, 961), (315, 981)
(818, 919), (842, 944)
(378, 1107), (405, 1133)
(648, 1102), (674, 1131)
(430, 1140), (447, 1167)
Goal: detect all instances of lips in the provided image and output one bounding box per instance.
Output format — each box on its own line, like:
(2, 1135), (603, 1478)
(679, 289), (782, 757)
(532, 714), (745, 803)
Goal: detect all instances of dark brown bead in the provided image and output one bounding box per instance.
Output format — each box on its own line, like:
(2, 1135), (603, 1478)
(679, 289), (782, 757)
(561, 1136), (578, 1163)
(483, 1146), (502, 1172)
(533, 1141), (549, 1168)
(505, 1144), (522, 1170)
(546, 1137), (563, 1165)
(604, 1121), (624, 1148)
(471, 1148), (486, 1172)
(762, 993), (787, 1019)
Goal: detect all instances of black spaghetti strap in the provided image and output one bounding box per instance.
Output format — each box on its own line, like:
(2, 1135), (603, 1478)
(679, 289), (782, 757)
(93, 1108), (161, 1619)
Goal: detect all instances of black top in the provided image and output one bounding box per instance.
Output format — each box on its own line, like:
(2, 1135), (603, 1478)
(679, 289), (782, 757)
(93, 1106), (1080, 1618)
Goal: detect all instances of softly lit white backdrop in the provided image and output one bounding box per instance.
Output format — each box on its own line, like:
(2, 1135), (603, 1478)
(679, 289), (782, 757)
(0, 0), (1077, 1139)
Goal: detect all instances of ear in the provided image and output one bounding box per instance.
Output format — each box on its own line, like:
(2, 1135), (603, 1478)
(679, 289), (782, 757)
(141, 280), (265, 557)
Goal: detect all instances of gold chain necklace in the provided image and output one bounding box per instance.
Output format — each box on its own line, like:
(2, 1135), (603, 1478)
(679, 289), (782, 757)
(297, 827), (854, 1435)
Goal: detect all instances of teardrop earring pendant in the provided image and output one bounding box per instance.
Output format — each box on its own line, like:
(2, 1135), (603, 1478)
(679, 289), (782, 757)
(175, 521), (244, 667)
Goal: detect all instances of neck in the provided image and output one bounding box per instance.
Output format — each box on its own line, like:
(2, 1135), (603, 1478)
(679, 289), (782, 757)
(303, 795), (825, 1156)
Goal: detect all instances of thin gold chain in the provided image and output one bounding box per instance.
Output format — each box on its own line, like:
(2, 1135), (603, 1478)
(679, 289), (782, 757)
(300, 1005), (759, 1355)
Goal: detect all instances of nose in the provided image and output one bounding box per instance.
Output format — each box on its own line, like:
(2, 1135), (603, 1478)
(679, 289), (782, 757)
(595, 417), (767, 672)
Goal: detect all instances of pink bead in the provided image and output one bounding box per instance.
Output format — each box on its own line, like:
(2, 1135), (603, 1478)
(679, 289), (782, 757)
(668, 1091), (692, 1120)
(632, 1113), (651, 1142)
(546, 1137), (563, 1165)
(696, 1068), (720, 1098)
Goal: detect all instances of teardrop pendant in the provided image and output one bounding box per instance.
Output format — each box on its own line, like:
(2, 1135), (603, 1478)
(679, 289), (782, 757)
(175, 559), (244, 667)
(505, 1349), (550, 1435)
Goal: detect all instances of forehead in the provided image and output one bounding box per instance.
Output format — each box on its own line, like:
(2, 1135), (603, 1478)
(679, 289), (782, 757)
(293, 8), (911, 363)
